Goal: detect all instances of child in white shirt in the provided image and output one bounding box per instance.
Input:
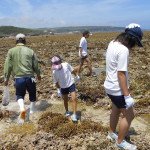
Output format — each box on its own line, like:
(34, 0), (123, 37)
(51, 55), (79, 122)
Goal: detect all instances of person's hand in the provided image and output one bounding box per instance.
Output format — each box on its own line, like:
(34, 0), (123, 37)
(57, 88), (62, 97)
(81, 54), (84, 58)
(75, 75), (80, 82)
(4, 81), (8, 86)
(124, 95), (135, 109)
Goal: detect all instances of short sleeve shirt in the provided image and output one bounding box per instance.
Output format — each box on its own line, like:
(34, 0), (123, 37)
(104, 41), (129, 95)
(53, 62), (75, 88)
(79, 37), (88, 57)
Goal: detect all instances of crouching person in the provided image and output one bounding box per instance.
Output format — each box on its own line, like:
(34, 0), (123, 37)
(51, 55), (79, 122)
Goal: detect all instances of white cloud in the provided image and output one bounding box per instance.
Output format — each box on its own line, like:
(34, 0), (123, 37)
(0, 0), (149, 28)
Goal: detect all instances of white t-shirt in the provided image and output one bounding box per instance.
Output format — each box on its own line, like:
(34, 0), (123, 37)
(53, 62), (75, 88)
(79, 37), (88, 57)
(104, 41), (129, 95)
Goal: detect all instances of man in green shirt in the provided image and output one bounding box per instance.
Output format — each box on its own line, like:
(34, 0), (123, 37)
(4, 33), (41, 123)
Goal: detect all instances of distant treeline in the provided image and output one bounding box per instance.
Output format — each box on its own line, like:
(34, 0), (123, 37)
(38, 26), (124, 34)
(0, 25), (124, 37)
(0, 26), (41, 37)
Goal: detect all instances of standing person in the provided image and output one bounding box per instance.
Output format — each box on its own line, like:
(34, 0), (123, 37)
(4, 33), (41, 123)
(104, 23), (143, 149)
(51, 55), (79, 122)
(77, 30), (95, 76)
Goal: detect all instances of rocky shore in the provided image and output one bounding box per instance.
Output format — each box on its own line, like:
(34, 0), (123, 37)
(0, 32), (150, 149)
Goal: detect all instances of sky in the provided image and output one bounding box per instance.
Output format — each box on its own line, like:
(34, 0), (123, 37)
(0, 0), (150, 29)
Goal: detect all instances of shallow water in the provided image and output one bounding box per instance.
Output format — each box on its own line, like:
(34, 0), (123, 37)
(147, 73), (150, 76)
(134, 114), (150, 132)
(0, 96), (150, 134)
(138, 114), (150, 125)
(92, 67), (106, 75)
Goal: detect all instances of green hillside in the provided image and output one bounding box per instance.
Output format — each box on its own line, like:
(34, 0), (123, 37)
(0, 25), (124, 37)
(0, 26), (41, 37)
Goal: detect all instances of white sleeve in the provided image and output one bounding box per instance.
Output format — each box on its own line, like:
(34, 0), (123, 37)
(67, 63), (74, 72)
(79, 38), (85, 48)
(117, 49), (129, 71)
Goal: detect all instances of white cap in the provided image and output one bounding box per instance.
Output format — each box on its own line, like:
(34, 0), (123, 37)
(16, 33), (26, 40)
(125, 23), (140, 29)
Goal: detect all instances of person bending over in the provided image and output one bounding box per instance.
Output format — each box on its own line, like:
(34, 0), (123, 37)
(51, 55), (79, 122)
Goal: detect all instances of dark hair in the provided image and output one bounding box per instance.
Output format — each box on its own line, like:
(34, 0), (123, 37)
(115, 32), (137, 49)
(83, 30), (90, 36)
(16, 39), (26, 44)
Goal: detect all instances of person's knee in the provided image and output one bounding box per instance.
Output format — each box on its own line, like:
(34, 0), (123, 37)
(87, 58), (91, 63)
(71, 94), (76, 102)
(80, 61), (84, 66)
(128, 108), (135, 120)
(72, 98), (77, 103)
(88, 61), (92, 67)
(79, 64), (83, 68)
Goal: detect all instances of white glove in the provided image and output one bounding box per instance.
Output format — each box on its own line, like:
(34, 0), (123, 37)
(75, 75), (80, 82)
(57, 88), (62, 97)
(124, 95), (135, 109)
(126, 23), (140, 29)
(31, 77), (36, 83)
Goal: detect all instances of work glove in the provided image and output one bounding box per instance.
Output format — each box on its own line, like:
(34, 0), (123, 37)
(75, 75), (80, 82)
(31, 77), (36, 83)
(124, 95), (135, 109)
(57, 88), (62, 97)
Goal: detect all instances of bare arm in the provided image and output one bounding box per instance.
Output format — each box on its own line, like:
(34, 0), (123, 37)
(56, 82), (60, 89)
(118, 71), (129, 96)
(71, 70), (77, 76)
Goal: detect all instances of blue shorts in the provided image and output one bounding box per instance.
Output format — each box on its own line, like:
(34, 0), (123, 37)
(14, 77), (36, 102)
(81, 55), (88, 60)
(61, 84), (75, 95)
(107, 94), (126, 108)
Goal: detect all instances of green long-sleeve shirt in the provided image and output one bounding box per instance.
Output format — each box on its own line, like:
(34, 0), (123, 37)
(4, 43), (40, 81)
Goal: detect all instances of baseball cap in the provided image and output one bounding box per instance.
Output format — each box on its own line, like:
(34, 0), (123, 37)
(83, 30), (92, 36)
(51, 56), (62, 70)
(125, 23), (143, 47)
(16, 33), (26, 40)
